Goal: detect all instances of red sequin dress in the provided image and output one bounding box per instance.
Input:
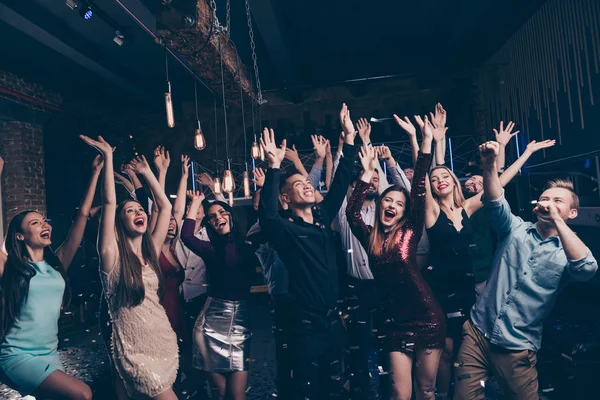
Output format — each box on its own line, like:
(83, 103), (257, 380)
(346, 152), (446, 352)
(159, 248), (189, 347)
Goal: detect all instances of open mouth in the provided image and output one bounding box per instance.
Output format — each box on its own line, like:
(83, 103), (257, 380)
(303, 189), (314, 196)
(438, 183), (449, 190)
(134, 217), (145, 227)
(383, 209), (396, 222)
(216, 221), (227, 229)
(40, 229), (51, 239)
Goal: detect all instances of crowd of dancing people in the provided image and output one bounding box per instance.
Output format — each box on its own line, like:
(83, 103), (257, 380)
(0, 103), (597, 400)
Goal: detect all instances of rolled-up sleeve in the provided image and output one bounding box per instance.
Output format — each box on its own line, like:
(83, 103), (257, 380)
(567, 249), (598, 281)
(483, 191), (523, 238)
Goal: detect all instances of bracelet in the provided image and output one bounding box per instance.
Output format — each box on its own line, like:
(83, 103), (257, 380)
(366, 142), (372, 147)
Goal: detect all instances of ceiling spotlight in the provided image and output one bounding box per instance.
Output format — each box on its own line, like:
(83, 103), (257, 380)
(66, 0), (93, 20)
(113, 30), (125, 46)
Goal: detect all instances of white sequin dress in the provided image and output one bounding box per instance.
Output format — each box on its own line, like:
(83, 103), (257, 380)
(101, 263), (179, 399)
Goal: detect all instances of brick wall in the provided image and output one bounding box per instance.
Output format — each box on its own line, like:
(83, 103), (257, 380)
(0, 69), (61, 109)
(0, 121), (47, 229)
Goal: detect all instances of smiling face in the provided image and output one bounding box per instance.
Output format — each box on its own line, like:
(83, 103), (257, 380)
(366, 173), (380, 199)
(167, 215), (177, 239)
(430, 167), (457, 198)
(17, 212), (52, 249)
(207, 204), (231, 235)
(282, 173), (316, 207)
(379, 190), (407, 229)
(464, 175), (483, 195)
(119, 201), (148, 237)
(403, 168), (414, 182)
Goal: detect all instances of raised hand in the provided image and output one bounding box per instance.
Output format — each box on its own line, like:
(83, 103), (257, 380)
(419, 116), (434, 141)
(430, 103), (447, 131)
(128, 155), (151, 175)
(197, 172), (214, 187)
(339, 103), (356, 144)
(91, 154), (104, 173)
(80, 135), (113, 156)
(285, 144), (301, 163)
(376, 145), (393, 160)
(312, 135), (328, 159)
(357, 118), (372, 145)
(479, 141), (500, 167)
(186, 190), (205, 204)
(525, 139), (556, 154)
(325, 139), (331, 155)
(153, 146), (171, 173)
(493, 121), (520, 147)
(393, 115), (416, 137)
(252, 167), (266, 187)
(259, 127), (287, 168)
(181, 155), (190, 177)
(359, 144), (378, 173)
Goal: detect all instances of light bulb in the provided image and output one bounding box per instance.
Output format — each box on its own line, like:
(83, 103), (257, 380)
(223, 169), (235, 193)
(228, 191), (234, 206)
(165, 84), (175, 128)
(251, 142), (260, 159)
(213, 177), (222, 195)
(194, 128), (206, 150)
(243, 170), (251, 198)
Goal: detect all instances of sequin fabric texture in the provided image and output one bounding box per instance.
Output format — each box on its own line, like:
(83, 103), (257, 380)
(346, 152), (446, 352)
(101, 263), (179, 399)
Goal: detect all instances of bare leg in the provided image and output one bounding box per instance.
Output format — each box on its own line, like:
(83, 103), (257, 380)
(152, 387), (178, 400)
(210, 372), (228, 400)
(388, 351), (414, 400)
(226, 371), (249, 400)
(34, 370), (92, 400)
(436, 337), (454, 397)
(414, 348), (442, 400)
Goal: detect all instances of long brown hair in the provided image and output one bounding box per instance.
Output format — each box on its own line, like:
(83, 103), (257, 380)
(1, 210), (70, 341)
(430, 166), (465, 210)
(368, 186), (412, 258)
(113, 200), (164, 309)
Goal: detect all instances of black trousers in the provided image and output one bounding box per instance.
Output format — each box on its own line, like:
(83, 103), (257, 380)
(289, 305), (348, 400)
(270, 294), (293, 398)
(345, 276), (381, 400)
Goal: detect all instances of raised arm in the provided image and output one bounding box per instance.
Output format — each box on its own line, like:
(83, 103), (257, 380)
(325, 139), (333, 190)
(408, 120), (434, 234)
(493, 121), (520, 171)
(197, 172), (226, 202)
(181, 190), (215, 258)
(173, 155), (190, 228)
(80, 135), (118, 272)
(55, 154), (103, 270)
(394, 115), (419, 165)
(464, 139), (556, 215)
(128, 156), (172, 255)
(149, 146), (170, 232)
(258, 128), (288, 246)
(346, 145), (377, 248)
(285, 144), (310, 176)
(320, 104), (357, 219)
(429, 103), (448, 166)
(377, 145), (411, 192)
(535, 203), (598, 281)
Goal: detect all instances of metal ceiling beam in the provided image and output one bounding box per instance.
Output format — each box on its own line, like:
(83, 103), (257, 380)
(0, 3), (146, 99)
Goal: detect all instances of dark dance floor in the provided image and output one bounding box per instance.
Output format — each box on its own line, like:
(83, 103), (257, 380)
(0, 295), (559, 399)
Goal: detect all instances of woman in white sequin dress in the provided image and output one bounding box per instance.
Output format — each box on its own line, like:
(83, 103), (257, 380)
(81, 135), (178, 400)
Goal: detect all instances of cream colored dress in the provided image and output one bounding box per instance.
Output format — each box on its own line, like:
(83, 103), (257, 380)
(101, 263), (179, 399)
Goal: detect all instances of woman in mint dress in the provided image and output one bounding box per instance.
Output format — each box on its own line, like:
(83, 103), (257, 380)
(0, 154), (103, 399)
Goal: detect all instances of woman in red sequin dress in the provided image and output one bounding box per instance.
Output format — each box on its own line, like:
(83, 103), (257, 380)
(346, 118), (445, 400)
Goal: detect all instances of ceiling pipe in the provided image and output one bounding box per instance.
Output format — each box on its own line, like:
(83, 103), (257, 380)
(0, 87), (63, 113)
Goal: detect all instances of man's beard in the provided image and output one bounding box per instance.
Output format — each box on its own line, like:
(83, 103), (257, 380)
(365, 192), (378, 200)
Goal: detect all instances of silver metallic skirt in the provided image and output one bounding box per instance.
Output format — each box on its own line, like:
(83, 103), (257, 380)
(193, 296), (251, 372)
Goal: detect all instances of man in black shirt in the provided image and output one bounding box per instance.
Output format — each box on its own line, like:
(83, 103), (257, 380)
(258, 105), (357, 399)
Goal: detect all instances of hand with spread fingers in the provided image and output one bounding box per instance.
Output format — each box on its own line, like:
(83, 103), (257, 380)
(260, 127), (287, 168)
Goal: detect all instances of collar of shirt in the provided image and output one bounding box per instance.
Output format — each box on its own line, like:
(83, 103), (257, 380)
(288, 205), (327, 229)
(526, 223), (560, 245)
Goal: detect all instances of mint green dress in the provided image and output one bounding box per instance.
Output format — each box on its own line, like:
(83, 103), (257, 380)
(0, 261), (66, 395)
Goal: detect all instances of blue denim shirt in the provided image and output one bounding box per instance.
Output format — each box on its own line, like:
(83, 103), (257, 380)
(470, 194), (597, 351)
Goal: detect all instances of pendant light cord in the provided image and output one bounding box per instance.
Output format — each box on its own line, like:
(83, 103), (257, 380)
(219, 35), (230, 165)
(237, 53), (248, 166)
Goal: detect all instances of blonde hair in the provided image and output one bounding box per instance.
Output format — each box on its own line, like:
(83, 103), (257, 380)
(430, 166), (465, 210)
(543, 179), (579, 209)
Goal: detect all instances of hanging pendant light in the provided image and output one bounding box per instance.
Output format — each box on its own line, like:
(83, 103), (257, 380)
(228, 191), (234, 206)
(193, 78), (206, 150)
(222, 160), (235, 193)
(243, 169), (251, 198)
(251, 139), (260, 159)
(165, 50), (175, 128)
(218, 35), (235, 195)
(214, 176), (222, 195)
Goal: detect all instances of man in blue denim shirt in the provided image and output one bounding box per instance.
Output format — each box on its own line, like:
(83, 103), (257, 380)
(454, 141), (598, 400)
